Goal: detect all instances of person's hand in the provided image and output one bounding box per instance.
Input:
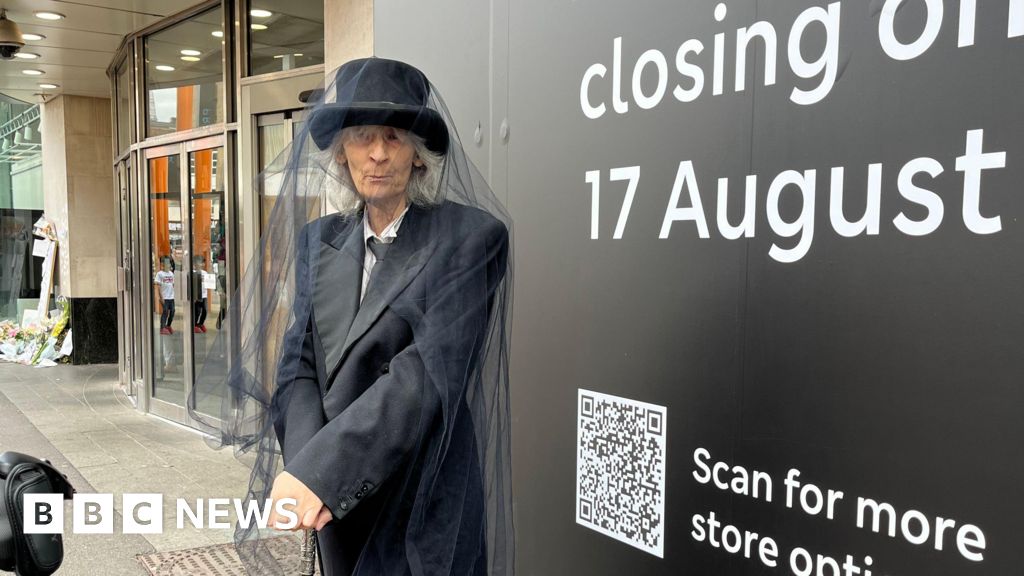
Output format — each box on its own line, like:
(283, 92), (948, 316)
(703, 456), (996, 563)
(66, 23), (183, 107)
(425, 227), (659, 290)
(267, 471), (333, 531)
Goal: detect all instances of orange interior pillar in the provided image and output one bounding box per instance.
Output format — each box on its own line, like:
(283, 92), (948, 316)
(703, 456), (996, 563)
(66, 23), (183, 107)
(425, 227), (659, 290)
(176, 86), (194, 131)
(193, 149), (213, 298)
(152, 157), (170, 261)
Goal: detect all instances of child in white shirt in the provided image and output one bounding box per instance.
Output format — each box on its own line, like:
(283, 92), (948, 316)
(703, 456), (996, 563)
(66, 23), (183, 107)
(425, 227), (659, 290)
(154, 259), (175, 335)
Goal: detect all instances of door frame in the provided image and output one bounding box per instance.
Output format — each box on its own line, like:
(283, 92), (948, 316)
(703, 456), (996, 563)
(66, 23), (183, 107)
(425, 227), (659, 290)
(115, 160), (135, 401)
(141, 136), (227, 428)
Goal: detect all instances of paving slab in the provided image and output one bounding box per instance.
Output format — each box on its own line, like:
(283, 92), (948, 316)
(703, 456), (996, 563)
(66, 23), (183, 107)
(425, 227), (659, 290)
(0, 384), (152, 575)
(0, 362), (255, 575)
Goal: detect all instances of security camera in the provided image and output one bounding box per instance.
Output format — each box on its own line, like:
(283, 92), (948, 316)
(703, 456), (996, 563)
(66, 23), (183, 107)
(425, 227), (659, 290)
(0, 45), (21, 59)
(0, 10), (25, 60)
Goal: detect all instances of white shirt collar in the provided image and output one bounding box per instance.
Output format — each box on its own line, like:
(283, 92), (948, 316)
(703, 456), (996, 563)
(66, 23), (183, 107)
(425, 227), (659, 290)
(363, 205), (409, 245)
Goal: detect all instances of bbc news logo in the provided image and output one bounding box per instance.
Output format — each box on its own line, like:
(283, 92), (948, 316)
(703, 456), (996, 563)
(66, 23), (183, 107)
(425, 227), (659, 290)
(23, 494), (299, 534)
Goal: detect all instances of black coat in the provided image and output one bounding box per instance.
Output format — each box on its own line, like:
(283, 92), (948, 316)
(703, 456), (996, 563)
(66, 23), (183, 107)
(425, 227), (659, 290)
(272, 200), (509, 575)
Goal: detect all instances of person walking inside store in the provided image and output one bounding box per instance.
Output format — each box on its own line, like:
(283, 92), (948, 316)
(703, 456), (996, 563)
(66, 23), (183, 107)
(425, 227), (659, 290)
(154, 258), (175, 335)
(192, 255), (208, 333)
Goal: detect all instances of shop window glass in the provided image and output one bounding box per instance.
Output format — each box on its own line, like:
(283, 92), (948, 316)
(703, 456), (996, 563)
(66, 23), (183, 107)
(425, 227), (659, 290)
(149, 154), (184, 398)
(0, 101), (44, 322)
(248, 1), (325, 76)
(258, 121), (287, 234)
(145, 8), (225, 138)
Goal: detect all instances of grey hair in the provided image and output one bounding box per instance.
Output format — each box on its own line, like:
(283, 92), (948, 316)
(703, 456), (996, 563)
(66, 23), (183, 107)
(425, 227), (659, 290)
(324, 126), (445, 215)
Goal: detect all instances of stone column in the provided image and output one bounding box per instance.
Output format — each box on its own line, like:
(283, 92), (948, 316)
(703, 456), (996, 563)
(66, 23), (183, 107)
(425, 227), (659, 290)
(324, 0), (374, 73)
(40, 94), (117, 364)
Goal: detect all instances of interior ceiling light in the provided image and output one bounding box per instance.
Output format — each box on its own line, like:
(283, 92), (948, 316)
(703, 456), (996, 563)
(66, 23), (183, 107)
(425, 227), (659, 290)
(250, 23), (267, 30)
(22, 69), (44, 75)
(38, 83), (58, 89)
(180, 56), (200, 62)
(180, 49), (201, 56)
(21, 33), (45, 41)
(211, 30), (223, 38)
(34, 12), (65, 21)
(14, 52), (40, 59)
(155, 64), (175, 71)
(250, 9), (273, 18)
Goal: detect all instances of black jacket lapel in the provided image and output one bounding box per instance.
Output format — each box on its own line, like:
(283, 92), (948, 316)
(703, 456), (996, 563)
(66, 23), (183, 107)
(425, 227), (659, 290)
(337, 205), (435, 367)
(315, 214), (363, 381)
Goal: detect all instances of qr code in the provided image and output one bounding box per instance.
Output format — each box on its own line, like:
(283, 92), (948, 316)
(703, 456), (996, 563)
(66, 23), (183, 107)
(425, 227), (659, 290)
(576, 388), (667, 558)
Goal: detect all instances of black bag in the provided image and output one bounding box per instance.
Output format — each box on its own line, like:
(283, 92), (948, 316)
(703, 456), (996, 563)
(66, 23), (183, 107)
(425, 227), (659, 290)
(0, 452), (75, 576)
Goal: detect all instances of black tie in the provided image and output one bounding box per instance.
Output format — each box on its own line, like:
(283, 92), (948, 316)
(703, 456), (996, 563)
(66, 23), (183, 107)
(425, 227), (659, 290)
(367, 237), (389, 261)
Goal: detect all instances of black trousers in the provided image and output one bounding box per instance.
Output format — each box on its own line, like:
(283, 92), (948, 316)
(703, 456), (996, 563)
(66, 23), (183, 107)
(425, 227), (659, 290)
(160, 299), (175, 328)
(194, 299), (207, 326)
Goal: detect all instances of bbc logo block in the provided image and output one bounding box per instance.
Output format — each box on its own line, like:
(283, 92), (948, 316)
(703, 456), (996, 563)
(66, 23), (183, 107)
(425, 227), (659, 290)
(22, 493), (165, 535)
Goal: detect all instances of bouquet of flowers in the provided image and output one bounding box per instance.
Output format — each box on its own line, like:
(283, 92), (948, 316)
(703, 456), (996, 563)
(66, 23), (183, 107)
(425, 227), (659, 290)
(0, 298), (73, 366)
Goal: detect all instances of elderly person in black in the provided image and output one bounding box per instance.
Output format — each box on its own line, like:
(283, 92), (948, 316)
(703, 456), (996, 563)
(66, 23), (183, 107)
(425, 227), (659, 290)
(266, 58), (511, 576)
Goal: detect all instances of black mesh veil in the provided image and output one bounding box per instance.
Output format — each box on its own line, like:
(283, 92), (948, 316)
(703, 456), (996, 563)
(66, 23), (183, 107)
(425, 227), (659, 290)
(188, 58), (514, 575)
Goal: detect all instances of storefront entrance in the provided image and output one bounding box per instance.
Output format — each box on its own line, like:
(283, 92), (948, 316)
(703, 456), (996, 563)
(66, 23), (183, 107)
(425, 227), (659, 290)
(109, 0), (325, 430)
(145, 136), (227, 425)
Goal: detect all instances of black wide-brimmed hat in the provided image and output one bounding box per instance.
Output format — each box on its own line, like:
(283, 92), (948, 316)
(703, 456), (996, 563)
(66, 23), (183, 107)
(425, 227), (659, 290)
(308, 58), (449, 154)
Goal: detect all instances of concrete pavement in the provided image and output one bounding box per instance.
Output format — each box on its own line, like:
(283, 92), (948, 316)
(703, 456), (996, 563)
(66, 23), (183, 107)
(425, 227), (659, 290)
(0, 362), (262, 575)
